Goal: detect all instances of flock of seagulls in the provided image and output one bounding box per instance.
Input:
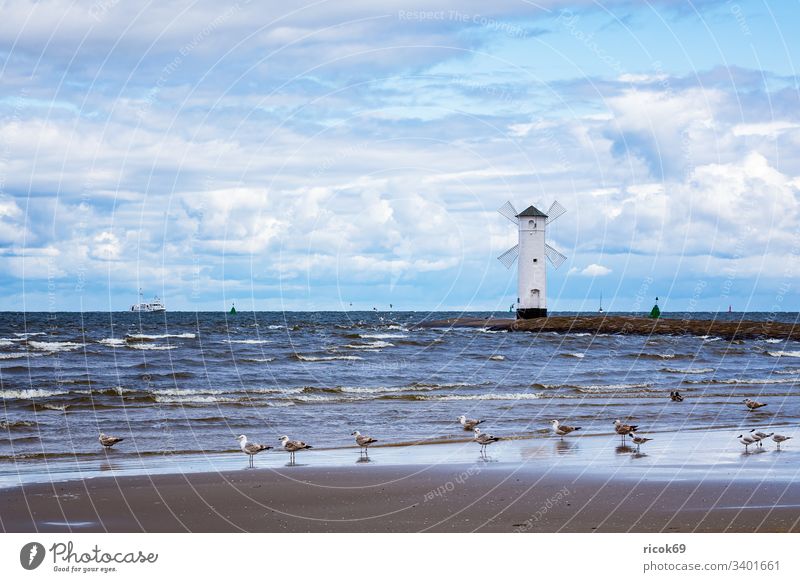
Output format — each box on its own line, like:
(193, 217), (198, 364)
(737, 430), (792, 452)
(95, 403), (794, 466)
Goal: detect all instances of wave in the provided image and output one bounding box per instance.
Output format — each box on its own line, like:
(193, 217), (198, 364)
(0, 420), (36, 430)
(1, 389), (71, 400)
(684, 377), (799, 385)
(27, 341), (85, 352)
(222, 339), (271, 345)
(489, 355), (506, 361)
(625, 353), (683, 360)
(241, 357), (276, 363)
(417, 392), (544, 401)
(358, 333), (408, 339)
(774, 368), (800, 375)
(126, 333), (196, 341)
(764, 338), (784, 344)
(98, 338), (126, 347)
(661, 367), (715, 374)
(343, 341), (394, 349)
(292, 354), (364, 362)
(768, 351), (800, 358)
(560, 352), (585, 359)
(0, 353), (43, 360)
(572, 383), (654, 393)
(127, 343), (177, 351)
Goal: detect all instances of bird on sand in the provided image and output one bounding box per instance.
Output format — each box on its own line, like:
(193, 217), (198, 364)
(613, 420), (638, 441)
(749, 429), (774, 447)
(743, 398), (767, 410)
(551, 419), (581, 440)
(279, 435), (313, 462)
(458, 415), (483, 430)
(236, 435), (272, 468)
(772, 434), (792, 450)
(737, 433), (758, 452)
(473, 427), (501, 454)
(99, 433), (124, 448)
(629, 432), (652, 451)
(351, 430), (377, 454)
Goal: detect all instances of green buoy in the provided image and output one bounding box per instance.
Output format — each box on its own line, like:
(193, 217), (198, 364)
(649, 297), (661, 319)
(230, 302), (237, 315)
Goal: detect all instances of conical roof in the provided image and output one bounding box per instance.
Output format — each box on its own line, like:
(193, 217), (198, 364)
(516, 205), (548, 218)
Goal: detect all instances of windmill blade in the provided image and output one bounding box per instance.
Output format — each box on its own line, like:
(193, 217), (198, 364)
(544, 243), (567, 269)
(497, 244), (519, 269)
(545, 200), (566, 224)
(498, 201), (519, 224)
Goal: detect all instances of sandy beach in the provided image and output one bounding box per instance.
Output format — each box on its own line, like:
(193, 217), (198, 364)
(3, 429), (798, 533)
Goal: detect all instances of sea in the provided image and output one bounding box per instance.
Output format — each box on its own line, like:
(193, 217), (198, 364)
(2, 311), (799, 483)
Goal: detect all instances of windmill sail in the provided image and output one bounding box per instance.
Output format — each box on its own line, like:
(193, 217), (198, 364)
(545, 200), (566, 224)
(544, 243), (567, 268)
(498, 201), (519, 224)
(497, 244), (519, 269)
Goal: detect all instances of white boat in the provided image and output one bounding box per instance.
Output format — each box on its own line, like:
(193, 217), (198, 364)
(130, 290), (166, 312)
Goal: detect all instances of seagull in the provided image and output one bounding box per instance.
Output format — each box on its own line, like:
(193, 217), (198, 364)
(629, 432), (652, 451)
(98, 433), (124, 448)
(473, 428), (501, 454)
(737, 433), (757, 452)
(613, 420), (638, 442)
(458, 415), (483, 430)
(743, 398), (767, 410)
(236, 435), (272, 468)
(772, 434), (792, 450)
(279, 435), (312, 463)
(351, 430), (377, 454)
(551, 419), (581, 440)
(749, 429), (774, 447)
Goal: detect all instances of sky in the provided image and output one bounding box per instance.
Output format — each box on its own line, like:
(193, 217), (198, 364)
(0, 0), (799, 312)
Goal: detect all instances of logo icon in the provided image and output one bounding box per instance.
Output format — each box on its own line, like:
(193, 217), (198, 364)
(20, 542), (46, 570)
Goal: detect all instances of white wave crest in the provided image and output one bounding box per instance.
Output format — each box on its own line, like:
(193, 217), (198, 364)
(126, 333), (196, 340)
(1, 389), (70, 399)
(223, 339), (271, 345)
(28, 341), (85, 352)
(343, 341), (394, 349)
(127, 343), (177, 351)
(662, 367), (715, 374)
(99, 338), (126, 347)
(768, 351), (800, 358)
(295, 355), (364, 362)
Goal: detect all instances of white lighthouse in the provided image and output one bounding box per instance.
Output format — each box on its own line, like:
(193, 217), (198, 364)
(497, 201), (567, 319)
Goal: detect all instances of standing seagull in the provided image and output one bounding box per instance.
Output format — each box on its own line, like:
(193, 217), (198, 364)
(473, 427), (501, 454)
(351, 430), (377, 455)
(772, 434), (792, 450)
(458, 415), (483, 430)
(99, 433), (124, 448)
(551, 419), (581, 440)
(613, 420), (638, 442)
(629, 433), (652, 452)
(749, 429), (774, 447)
(236, 435), (272, 468)
(737, 433), (758, 452)
(743, 398), (767, 411)
(279, 435), (313, 463)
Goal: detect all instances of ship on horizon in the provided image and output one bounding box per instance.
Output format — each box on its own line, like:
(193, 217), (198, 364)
(130, 289), (166, 313)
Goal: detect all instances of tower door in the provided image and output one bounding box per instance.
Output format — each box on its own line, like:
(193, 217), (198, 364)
(530, 288), (540, 308)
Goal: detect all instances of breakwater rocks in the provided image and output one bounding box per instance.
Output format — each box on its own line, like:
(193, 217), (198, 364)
(417, 315), (800, 341)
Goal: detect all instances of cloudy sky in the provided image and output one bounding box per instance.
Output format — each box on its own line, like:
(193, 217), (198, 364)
(1, 0), (798, 312)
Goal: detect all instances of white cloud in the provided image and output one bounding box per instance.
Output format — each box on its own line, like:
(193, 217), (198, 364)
(580, 264), (612, 277)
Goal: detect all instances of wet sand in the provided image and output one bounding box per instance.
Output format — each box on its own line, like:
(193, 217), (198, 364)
(2, 430), (799, 532)
(419, 315), (800, 341)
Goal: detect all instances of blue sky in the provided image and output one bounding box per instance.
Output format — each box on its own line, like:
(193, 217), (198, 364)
(1, 0), (798, 312)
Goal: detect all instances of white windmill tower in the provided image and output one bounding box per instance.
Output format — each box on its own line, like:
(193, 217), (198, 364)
(497, 201), (567, 319)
